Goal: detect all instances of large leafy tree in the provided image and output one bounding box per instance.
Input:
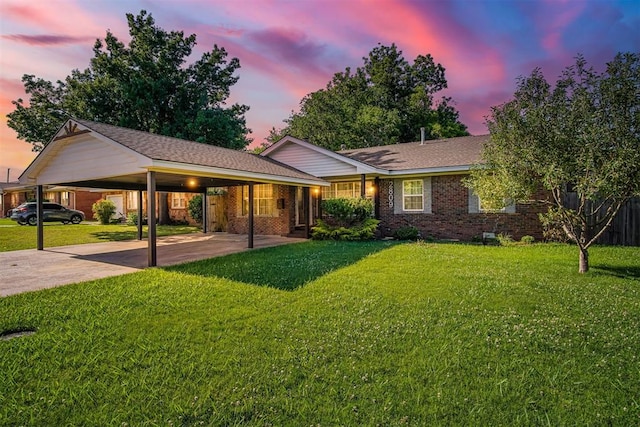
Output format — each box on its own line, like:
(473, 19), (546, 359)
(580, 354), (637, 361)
(8, 10), (251, 151)
(269, 44), (468, 150)
(466, 53), (639, 273)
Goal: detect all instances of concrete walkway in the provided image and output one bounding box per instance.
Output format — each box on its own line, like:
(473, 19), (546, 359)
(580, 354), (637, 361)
(0, 233), (304, 297)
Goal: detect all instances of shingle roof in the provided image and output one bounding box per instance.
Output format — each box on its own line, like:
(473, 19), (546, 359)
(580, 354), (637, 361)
(339, 135), (488, 171)
(73, 119), (325, 183)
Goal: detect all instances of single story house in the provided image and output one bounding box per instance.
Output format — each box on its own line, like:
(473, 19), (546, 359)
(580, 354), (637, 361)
(15, 119), (548, 241)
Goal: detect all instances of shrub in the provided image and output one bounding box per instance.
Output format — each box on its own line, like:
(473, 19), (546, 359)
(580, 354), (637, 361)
(496, 233), (514, 246)
(311, 218), (380, 241)
(188, 194), (203, 223)
(322, 198), (373, 227)
(92, 199), (116, 225)
(520, 235), (535, 245)
(393, 226), (421, 241)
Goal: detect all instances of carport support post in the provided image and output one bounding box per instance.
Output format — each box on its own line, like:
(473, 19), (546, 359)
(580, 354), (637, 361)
(137, 190), (143, 240)
(248, 183), (254, 248)
(202, 190), (208, 234)
(36, 185), (44, 250)
(304, 186), (310, 238)
(147, 171), (157, 267)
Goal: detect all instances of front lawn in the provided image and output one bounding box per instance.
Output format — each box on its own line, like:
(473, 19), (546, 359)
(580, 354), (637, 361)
(0, 219), (199, 252)
(1, 242), (638, 425)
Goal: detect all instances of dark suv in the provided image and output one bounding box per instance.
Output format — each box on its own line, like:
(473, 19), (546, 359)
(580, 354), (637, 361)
(10, 202), (85, 226)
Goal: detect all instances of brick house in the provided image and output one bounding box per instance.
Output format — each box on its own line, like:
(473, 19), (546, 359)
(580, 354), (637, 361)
(259, 135), (548, 241)
(1, 183), (101, 219)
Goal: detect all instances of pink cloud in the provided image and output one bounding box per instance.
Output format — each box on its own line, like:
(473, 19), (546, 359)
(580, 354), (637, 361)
(1, 34), (93, 46)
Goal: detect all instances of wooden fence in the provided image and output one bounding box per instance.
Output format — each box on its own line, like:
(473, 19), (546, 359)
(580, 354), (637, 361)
(563, 194), (640, 246)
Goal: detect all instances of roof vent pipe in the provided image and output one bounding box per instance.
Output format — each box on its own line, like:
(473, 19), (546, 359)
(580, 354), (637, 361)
(420, 127), (425, 145)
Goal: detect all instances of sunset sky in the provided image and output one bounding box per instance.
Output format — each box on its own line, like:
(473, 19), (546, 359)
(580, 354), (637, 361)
(1, 0), (638, 181)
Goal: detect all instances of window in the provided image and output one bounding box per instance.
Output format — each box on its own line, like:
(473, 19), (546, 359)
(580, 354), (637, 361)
(44, 192), (56, 203)
(60, 192), (70, 207)
(127, 191), (138, 210)
(478, 197), (506, 213)
(171, 193), (187, 209)
(241, 184), (273, 216)
(322, 181), (374, 200)
(403, 180), (423, 211)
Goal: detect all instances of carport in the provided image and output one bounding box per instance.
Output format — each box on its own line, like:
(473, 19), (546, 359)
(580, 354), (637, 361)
(19, 119), (328, 266)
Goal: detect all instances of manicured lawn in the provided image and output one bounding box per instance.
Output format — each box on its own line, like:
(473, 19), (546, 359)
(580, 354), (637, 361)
(1, 241), (638, 425)
(0, 218), (199, 252)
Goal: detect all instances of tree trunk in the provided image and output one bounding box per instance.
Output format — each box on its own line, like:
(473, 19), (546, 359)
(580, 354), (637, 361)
(158, 192), (170, 225)
(579, 246), (589, 273)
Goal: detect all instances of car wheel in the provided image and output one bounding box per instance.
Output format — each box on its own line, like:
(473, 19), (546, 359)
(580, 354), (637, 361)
(70, 215), (82, 224)
(27, 216), (37, 226)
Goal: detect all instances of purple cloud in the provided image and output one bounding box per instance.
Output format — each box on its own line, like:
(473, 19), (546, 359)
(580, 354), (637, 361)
(2, 34), (92, 46)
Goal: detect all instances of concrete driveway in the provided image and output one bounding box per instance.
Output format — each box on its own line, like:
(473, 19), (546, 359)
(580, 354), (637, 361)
(0, 233), (304, 297)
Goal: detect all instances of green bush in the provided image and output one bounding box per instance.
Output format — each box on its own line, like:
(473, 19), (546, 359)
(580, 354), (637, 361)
(496, 233), (514, 246)
(520, 235), (535, 245)
(92, 199), (116, 225)
(393, 225), (421, 241)
(311, 218), (380, 241)
(126, 212), (138, 226)
(188, 194), (203, 224)
(322, 198), (373, 226)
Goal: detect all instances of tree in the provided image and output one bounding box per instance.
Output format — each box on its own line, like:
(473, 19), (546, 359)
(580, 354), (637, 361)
(269, 44), (468, 149)
(8, 10), (251, 151)
(465, 53), (640, 273)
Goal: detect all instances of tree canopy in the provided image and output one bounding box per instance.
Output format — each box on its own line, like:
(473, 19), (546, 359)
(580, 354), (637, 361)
(465, 52), (640, 273)
(8, 10), (251, 151)
(269, 44), (468, 150)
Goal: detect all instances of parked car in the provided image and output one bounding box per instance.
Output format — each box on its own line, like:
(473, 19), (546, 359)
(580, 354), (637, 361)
(10, 202), (85, 225)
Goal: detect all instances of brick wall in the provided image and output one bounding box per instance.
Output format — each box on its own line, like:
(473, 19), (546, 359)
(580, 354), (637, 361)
(75, 191), (102, 218)
(378, 175), (547, 241)
(226, 184), (294, 236)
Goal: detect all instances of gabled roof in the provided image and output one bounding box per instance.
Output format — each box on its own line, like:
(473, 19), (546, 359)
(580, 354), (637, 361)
(339, 135), (488, 173)
(20, 119), (327, 189)
(71, 120), (325, 183)
(263, 134), (488, 179)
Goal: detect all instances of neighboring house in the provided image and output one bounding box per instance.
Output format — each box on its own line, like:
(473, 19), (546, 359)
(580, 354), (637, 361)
(258, 135), (548, 241)
(1, 183), (101, 219)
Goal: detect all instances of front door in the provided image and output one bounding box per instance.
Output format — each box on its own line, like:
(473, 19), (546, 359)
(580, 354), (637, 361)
(295, 187), (305, 227)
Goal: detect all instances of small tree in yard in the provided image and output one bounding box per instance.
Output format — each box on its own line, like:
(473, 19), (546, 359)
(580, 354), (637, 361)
(465, 53), (639, 273)
(92, 199), (117, 225)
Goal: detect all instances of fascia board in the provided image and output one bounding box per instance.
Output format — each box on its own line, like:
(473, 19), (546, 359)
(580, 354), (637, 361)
(387, 165), (474, 176)
(150, 160), (330, 187)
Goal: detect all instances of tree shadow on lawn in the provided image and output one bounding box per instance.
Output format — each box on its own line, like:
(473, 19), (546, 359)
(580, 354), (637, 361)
(163, 240), (399, 291)
(91, 231), (139, 242)
(592, 264), (640, 281)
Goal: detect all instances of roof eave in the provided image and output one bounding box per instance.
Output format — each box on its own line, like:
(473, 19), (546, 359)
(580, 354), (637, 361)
(150, 160), (330, 187)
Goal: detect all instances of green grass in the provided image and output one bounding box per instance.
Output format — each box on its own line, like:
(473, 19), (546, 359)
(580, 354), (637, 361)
(0, 219), (199, 251)
(1, 241), (639, 425)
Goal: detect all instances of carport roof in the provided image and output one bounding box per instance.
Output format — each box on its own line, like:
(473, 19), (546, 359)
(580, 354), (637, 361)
(20, 119), (327, 191)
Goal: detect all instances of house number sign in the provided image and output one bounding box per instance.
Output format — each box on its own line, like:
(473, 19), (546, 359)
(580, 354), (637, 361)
(388, 181), (394, 209)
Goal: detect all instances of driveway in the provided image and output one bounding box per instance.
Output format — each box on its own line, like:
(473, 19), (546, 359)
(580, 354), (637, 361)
(0, 233), (304, 297)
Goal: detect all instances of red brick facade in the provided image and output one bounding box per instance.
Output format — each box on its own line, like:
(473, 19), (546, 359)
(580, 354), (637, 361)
(377, 175), (547, 241)
(226, 184), (296, 236)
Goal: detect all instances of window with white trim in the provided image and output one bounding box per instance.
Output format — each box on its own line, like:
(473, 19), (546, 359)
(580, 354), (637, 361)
(402, 180), (423, 211)
(60, 192), (70, 207)
(241, 184), (274, 216)
(127, 191), (138, 210)
(321, 181), (374, 200)
(171, 193), (187, 209)
(478, 197), (506, 213)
